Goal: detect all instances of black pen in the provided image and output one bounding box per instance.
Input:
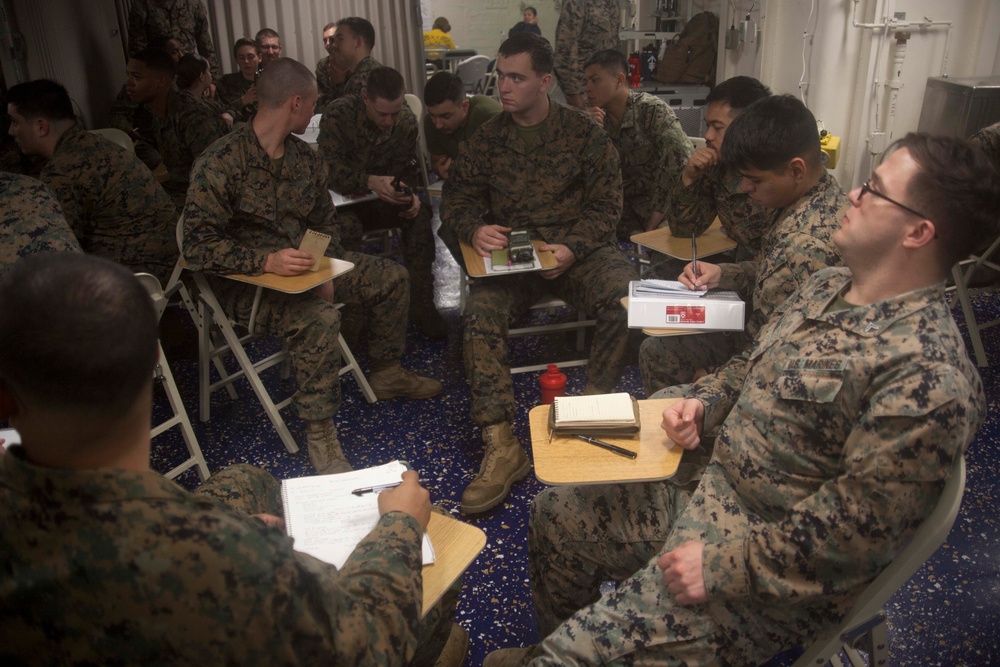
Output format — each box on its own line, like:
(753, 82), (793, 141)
(351, 482), (402, 496)
(691, 233), (699, 281)
(573, 434), (637, 459)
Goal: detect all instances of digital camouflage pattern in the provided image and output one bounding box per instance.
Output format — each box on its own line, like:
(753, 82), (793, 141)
(342, 55), (383, 99)
(641, 170), (847, 395)
(441, 101), (636, 425)
(315, 55), (347, 112)
(523, 266), (984, 665)
(127, 0), (220, 79)
(0, 172), (81, 277)
(183, 123), (410, 420)
(602, 91), (693, 238)
(217, 72), (256, 123)
(39, 125), (177, 283)
(971, 121), (1000, 171)
(151, 88), (228, 209)
(554, 0), (621, 97)
(107, 83), (163, 170)
(0, 454), (452, 665)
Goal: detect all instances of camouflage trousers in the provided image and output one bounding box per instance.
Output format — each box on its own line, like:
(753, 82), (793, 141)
(524, 469), (791, 665)
(463, 244), (638, 426)
(209, 250), (408, 420)
(638, 330), (748, 397)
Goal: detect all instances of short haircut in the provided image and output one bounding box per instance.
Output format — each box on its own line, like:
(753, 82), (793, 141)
(721, 94), (821, 172)
(432, 17), (451, 32)
(0, 253), (158, 418)
(524, 7), (537, 17)
(424, 71), (465, 107)
(337, 17), (375, 50)
(175, 53), (209, 90)
(233, 37), (258, 57)
(498, 32), (553, 75)
(255, 28), (280, 43)
(256, 57), (315, 109)
(365, 66), (405, 102)
(706, 76), (771, 113)
(322, 21), (337, 33)
(6, 79), (75, 122)
(130, 47), (176, 75)
(892, 133), (1000, 267)
(584, 49), (628, 76)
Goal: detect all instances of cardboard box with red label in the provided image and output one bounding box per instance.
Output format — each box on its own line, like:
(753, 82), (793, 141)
(627, 281), (745, 331)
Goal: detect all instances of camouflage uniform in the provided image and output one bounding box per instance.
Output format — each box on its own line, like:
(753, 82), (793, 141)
(640, 171), (847, 396)
(0, 453), (453, 664)
(524, 266), (984, 665)
(554, 0), (621, 98)
(149, 88), (228, 210)
(441, 101), (637, 426)
(217, 73), (256, 123)
(316, 55), (347, 112)
(603, 91), (693, 238)
(127, 0), (221, 79)
(39, 125), (177, 283)
(971, 120), (1000, 169)
(342, 55), (383, 99)
(183, 123), (410, 421)
(318, 94), (436, 307)
(0, 172), (81, 277)
(107, 83), (163, 170)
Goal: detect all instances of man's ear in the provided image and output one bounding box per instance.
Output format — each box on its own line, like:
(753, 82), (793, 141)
(0, 379), (21, 422)
(787, 156), (807, 181)
(34, 117), (51, 139)
(902, 219), (937, 251)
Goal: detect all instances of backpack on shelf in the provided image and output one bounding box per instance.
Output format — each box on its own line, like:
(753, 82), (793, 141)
(655, 11), (719, 86)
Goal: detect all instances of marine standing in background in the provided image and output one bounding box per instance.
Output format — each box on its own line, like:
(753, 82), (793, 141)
(554, 0), (621, 109)
(127, 0), (220, 79)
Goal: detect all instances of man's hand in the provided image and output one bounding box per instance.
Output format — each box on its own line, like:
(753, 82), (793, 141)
(377, 470), (431, 530)
(585, 106), (606, 126)
(221, 112), (234, 129)
(251, 513), (285, 528)
(661, 398), (705, 450)
(538, 243), (576, 279)
(398, 194), (421, 220)
(368, 175), (412, 206)
(678, 261), (721, 291)
(264, 248), (314, 276)
(657, 541), (708, 605)
(472, 224), (513, 257)
(430, 155), (453, 180)
(644, 210), (665, 232)
(681, 146), (720, 187)
(566, 93), (587, 109)
(241, 84), (258, 107)
(314, 280), (334, 303)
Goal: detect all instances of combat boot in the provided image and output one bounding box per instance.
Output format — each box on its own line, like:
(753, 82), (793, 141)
(460, 422), (531, 514)
(369, 362), (443, 400)
(432, 623), (470, 667)
(304, 419), (353, 474)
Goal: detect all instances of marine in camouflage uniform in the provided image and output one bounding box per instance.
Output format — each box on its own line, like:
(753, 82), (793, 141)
(640, 170), (847, 396)
(316, 55), (348, 112)
(107, 83), (163, 170)
(39, 125), (178, 283)
(971, 119), (1000, 168)
(127, 0), (221, 79)
(342, 55), (382, 99)
(217, 72), (257, 123)
(554, 0), (621, 104)
(0, 172), (81, 277)
(519, 265), (984, 664)
(603, 91), (693, 238)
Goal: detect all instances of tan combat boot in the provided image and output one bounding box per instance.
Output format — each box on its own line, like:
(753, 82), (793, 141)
(304, 419), (352, 474)
(460, 422), (531, 514)
(368, 362), (443, 400)
(432, 623), (470, 667)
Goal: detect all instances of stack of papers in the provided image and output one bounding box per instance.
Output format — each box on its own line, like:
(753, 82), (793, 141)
(631, 279), (706, 298)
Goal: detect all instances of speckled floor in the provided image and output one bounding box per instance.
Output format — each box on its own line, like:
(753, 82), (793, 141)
(150, 221), (1000, 667)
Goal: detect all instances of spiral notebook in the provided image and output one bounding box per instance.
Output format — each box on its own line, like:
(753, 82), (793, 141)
(281, 460), (435, 569)
(548, 392), (641, 436)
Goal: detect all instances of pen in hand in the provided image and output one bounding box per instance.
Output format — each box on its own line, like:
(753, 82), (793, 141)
(691, 233), (699, 285)
(351, 482), (403, 496)
(573, 434), (637, 459)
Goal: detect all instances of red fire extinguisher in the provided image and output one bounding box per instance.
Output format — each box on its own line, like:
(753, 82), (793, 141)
(539, 364), (567, 404)
(628, 52), (642, 88)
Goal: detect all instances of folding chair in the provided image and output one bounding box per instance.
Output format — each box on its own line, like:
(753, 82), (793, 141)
(456, 55), (490, 93)
(90, 128), (136, 152)
(790, 456), (966, 666)
(950, 234), (1000, 366)
(136, 272), (209, 482)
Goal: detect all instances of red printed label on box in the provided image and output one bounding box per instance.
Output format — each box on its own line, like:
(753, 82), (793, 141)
(664, 305), (706, 324)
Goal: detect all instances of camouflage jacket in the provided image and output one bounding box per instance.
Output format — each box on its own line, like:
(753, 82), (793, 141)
(0, 172), (81, 277)
(318, 94), (421, 195)
(441, 100), (622, 261)
(603, 91), (693, 227)
(554, 0), (621, 97)
(127, 0), (220, 79)
(316, 55), (348, 112)
(675, 267), (984, 649)
(150, 88), (228, 198)
(183, 122), (344, 275)
(342, 55), (383, 99)
(0, 449), (426, 665)
(719, 170), (846, 339)
(668, 161), (778, 263)
(217, 72), (256, 123)
(971, 120), (1000, 170)
(40, 125), (177, 279)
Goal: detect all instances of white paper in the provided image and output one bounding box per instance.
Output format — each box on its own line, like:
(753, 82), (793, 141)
(0, 428), (20, 450)
(484, 245), (542, 275)
(553, 392), (634, 424)
(632, 279), (706, 297)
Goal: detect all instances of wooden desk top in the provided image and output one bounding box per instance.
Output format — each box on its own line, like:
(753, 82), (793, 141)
(223, 257), (354, 293)
(460, 240), (557, 277)
(529, 398), (684, 485)
(422, 512), (486, 616)
(630, 217), (736, 260)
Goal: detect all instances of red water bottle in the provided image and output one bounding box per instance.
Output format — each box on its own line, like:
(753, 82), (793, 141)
(628, 52), (642, 88)
(540, 364), (567, 404)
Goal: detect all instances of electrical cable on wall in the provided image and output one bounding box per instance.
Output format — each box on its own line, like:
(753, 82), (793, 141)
(799, 0), (817, 104)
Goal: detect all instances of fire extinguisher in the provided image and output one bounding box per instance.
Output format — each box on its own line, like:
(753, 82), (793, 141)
(628, 52), (642, 88)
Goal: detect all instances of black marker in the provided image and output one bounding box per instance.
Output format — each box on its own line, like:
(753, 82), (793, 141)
(573, 434), (637, 459)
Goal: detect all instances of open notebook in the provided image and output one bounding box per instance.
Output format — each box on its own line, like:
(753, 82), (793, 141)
(281, 460), (435, 569)
(548, 392), (641, 436)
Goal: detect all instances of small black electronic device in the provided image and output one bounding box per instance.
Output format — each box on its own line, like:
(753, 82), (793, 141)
(508, 229), (534, 265)
(390, 158), (418, 197)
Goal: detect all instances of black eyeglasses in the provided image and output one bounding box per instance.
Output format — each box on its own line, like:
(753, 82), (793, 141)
(859, 180), (930, 220)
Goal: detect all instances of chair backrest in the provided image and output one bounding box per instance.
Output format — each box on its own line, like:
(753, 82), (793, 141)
(90, 128), (136, 152)
(134, 272), (167, 320)
(456, 55), (490, 90)
(404, 93), (431, 189)
(792, 455), (966, 666)
(687, 135), (706, 150)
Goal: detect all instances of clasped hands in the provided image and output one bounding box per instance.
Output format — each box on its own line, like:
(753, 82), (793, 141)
(368, 175), (421, 220)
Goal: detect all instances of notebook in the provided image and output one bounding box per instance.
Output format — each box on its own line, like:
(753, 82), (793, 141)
(298, 229), (331, 272)
(281, 460), (435, 569)
(548, 392), (641, 436)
